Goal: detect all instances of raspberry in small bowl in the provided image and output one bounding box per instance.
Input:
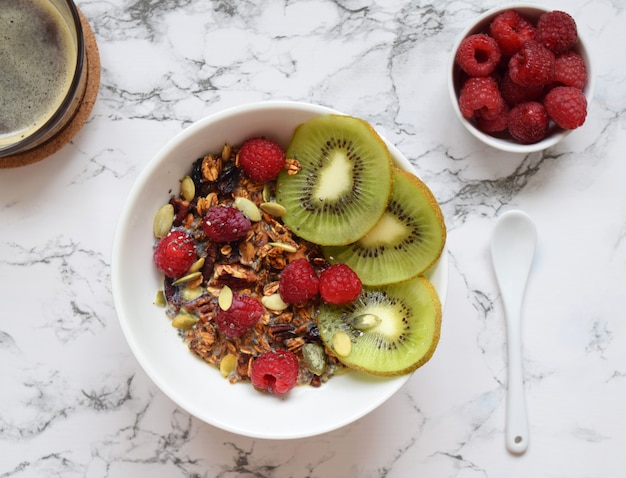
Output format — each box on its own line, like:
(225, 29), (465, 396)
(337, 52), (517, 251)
(448, 4), (594, 153)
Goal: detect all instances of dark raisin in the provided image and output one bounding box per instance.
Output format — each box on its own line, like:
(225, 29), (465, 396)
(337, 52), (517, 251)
(305, 324), (321, 343)
(216, 162), (240, 195)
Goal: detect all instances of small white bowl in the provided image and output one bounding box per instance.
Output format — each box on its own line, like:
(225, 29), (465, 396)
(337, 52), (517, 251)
(448, 4), (594, 153)
(112, 101), (448, 439)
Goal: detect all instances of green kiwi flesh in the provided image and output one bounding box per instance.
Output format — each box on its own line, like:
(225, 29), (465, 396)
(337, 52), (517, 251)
(317, 276), (442, 376)
(275, 114), (392, 246)
(322, 168), (446, 285)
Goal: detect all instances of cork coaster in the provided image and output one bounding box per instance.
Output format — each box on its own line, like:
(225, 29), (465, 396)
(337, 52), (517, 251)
(0, 9), (101, 169)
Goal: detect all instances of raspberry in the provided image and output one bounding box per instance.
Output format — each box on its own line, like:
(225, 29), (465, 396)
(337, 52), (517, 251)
(279, 258), (319, 304)
(250, 350), (299, 394)
(553, 51), (587, 89)
(238, 137), (286, 183)
(508, 101), (549, 144)
(319, 264), (362, 305)
(476, 105), (509, 133)
(202, 206), (251, 243)
(215, 294), (264, 338)
(153, 230), (198, 279)
(459, 76), (505, 120)
(455, 34), (501, 77)
(489, 9), (536, 56)
(508, 40), (555, 87)
(536, 11), (578, 54)
(544, 86), (587, 129)
(499, 71), (544, 107)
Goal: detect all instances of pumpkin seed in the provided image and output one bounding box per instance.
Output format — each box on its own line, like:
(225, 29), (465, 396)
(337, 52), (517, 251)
(234, 196), (262, 221)
(349, 313), (381, 331)
(153, 204), (174, 238)
(220, 353), (237, 377)
(262, 183), (271, 203)
(221, 143), (232, 161)
(302, 343), (326, 375)
(188, 256), (205, 274)
(260, 202), (286, 217)
(181, 175), (195, 201)
(332, 331), (352, 357)
(171, 314), (198, 330)
(261, 293), (289, 311)
(268, 242), (298, 253)
(172, 271), (202, 285)
(154, 290), (166, 307)
(182, 286), (203, 301)
(218, 285), (233, 310)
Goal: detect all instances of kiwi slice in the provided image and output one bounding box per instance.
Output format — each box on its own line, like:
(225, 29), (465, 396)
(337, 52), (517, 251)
(322, 168), (446, 285)
(275, 114), (393, 246)
(317, 276), (442, 376)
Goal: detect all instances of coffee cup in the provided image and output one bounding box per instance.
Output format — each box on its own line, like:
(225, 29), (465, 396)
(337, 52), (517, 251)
(0, 0), (86, 158)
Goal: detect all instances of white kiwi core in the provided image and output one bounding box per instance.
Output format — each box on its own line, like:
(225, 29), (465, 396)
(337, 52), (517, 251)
(315, 150), (354, 201)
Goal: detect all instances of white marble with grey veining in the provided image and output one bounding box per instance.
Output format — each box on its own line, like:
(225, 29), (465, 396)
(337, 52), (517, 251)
(1, 0), (625, 476)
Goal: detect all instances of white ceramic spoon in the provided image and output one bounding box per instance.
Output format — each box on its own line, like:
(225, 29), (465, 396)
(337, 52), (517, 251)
(490, 210), (537, 454)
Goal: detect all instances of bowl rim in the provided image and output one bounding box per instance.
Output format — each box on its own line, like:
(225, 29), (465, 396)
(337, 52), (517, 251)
(111, 100), (449, 439)
(447, 3), (595, 153)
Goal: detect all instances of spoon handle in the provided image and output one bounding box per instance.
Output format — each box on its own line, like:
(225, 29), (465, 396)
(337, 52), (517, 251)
(504, 302), (529, 454)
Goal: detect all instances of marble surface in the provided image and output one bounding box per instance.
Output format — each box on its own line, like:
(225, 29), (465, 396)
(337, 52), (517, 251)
(1, 0), (624, 476)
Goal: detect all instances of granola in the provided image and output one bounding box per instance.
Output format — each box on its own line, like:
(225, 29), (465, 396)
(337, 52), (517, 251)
(156, 142), (343, 388)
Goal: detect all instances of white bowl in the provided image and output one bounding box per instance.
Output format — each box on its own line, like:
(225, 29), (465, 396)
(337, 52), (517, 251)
(111, 101), (448, 439)
(448, 4), (594, 153)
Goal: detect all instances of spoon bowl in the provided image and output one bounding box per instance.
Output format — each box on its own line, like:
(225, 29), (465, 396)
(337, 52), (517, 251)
(490, 210), (537, 454)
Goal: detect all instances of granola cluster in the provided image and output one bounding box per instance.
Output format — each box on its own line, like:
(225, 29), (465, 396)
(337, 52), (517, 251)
(157, 143), (342, 388)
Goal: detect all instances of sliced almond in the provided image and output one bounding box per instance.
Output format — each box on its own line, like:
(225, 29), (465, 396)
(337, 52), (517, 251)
(234, 196), (262, 222)
(218, 285), (233, 311)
